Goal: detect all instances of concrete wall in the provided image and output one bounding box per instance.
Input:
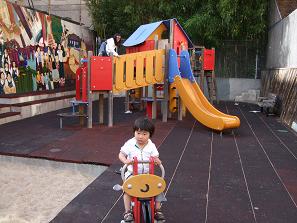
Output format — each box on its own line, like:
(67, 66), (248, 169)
(266, 7), (297, 68)
(201, 78), (261, 101)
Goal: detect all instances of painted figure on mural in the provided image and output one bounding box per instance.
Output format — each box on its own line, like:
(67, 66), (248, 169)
(4, 72), (16, 94)
(0, 71), (5, 94)
(46, 15), (56, 48)
(11, 61), (19, 82)
(2, 49), (11, 69)
(50, 45), (59, 88)
(55, 43), (65, 78)
(44, 46), (54, 72)
(36, 70), (44, 91)
(11, 61), (19, 92)
(35, 45), (44, 72)
(44, 71), (51, 90)
(0, 30), (4, 68)
(61, 25), (69, 49)
(4, 62), (10, 78)
(59, 77), (65, 87)
(0, 30), (4, 45)
(52, 68), (59, 88)
(44, 46), (54, 90)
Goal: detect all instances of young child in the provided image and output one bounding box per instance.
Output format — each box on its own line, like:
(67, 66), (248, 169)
(119, 117), (166, 222)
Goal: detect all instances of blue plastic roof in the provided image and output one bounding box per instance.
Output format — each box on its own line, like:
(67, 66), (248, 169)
(123, 21), (163, 47)
(123, 19), (193, 48)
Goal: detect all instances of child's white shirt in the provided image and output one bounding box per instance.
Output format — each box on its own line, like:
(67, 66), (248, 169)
(120, 137), (159, 177)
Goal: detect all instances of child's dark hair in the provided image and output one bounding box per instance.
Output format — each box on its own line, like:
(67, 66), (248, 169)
(133, 117), (155, 137)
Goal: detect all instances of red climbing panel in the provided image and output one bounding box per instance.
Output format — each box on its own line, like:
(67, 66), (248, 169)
(90, 56), (113, 91)
(203, 49), (215, 71)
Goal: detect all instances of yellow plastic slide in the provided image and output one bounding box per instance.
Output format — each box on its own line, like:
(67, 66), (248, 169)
(174, 76), (240, 131)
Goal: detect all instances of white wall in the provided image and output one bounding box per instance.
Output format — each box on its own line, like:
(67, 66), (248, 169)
(266, 8), (297, 68)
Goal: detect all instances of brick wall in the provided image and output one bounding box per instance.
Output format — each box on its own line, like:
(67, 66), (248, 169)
(276, 0), (297, 18)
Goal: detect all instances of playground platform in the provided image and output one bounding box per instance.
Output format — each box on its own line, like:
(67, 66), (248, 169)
(0, 100), (296, 222)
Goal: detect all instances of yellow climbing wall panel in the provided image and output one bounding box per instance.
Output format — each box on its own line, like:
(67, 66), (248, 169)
(155, 50), (164, 82)
(145, 51), (154, 84)
(125, 55), (136, 88)
(113, 49), (165, 92)
(115, 58), (125, 90)
(136, 54), (145, 86)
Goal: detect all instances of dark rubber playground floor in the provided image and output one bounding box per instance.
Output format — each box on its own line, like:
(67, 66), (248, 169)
(0, 99), (296, 223)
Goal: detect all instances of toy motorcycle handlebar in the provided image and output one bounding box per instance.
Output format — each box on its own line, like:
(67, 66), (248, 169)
(121, 160), (165, 181)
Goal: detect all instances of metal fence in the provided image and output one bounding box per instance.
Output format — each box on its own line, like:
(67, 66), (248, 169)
(215, 40), (265, 79)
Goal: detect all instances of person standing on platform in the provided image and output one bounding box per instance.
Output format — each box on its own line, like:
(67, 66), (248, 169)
(99, 33), (121, 57)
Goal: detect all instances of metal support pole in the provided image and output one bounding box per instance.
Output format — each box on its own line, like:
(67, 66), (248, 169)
(79, 105), (84, 126)
(177, 38), (184, 121)
(255, 49), (258, 79)
(108, 90), (113, 127)
(169, 19), (174, 120)
(87, 51), (93, 128)
(144, 86), (149, 112)
(125, 91), (130, 112)
(139, 87), (144, 111)
(152, 85), (157, 119)
(200, 47), (205, 93)
(108, 56), (114, 127)
(99, 93), (104, 124)
(162, 43), (170, 122)
(161, 84), (168, 121)
(181, 44), (186, 118)
(152, 35), (158, 120)
(178, 97), (183, 121)
(169, 19), (174, 49)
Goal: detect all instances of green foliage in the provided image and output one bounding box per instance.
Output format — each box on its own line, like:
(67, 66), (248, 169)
(86, 0), (267, 48)
(86, 0), (168, 39)
(51, 16), (63, 44)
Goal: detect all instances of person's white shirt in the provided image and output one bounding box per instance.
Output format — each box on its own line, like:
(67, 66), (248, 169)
(106, 37), (119, 57)
(120, 137), (159, 177)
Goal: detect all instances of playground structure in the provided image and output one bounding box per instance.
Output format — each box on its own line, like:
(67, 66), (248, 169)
(73, 19), (240, 131)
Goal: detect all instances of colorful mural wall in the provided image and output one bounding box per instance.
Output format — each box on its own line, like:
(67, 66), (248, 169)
(0, 0), (94, 95)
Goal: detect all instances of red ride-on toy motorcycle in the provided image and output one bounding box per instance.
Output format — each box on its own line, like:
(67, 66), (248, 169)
(114, 157), (166, 223)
